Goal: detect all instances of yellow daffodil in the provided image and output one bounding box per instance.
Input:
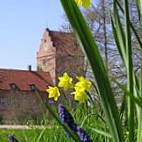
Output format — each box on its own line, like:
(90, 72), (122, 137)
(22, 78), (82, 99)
(72, 87), (87, 102)
(46, 86), (60, 101)
(75, 76), (91, 92)
(74, 0), (91, 9)
(58, 72), (74, 90)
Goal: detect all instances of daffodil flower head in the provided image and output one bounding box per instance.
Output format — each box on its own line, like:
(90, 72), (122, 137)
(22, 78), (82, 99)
(74, 0), (91, 9)
(46, 86), (60, 101)
(58, 72), (74, 90)
(72, 87), (87, 103)
(75, 76), (92, 92)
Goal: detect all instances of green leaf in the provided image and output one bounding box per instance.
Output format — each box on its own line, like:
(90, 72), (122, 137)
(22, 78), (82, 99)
(113, 0), (126, 63)
(111, 17), (124, 61)
(37, 128), (46, 142)
(116, 0), (142, 50)
(123, 0), (134, 141)
(81, 113), (106, 128)
(113, 80), (142, 108)
(89, 127), (112, 138)
(60, 0), (124, 141)
(135, 0), (142, 27)
(35, 92), (81, 142)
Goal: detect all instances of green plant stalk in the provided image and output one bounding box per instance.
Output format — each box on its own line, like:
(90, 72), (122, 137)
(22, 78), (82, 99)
(112, 2), (141, 138)
(137, 49), (142, 142)
(116, 0), (142, 48)
(86, 91), (95, 106)
(113, 0), (126, 62)
(112, 1), (135, 140)
(35, 91), (81, 142)
(81, 113), (106, 127)
(89, 127), (112, 138)
(124, 0), (134, 141)
(135, 0), (142, 27)
(115, 0), (141, 100)
(116, 1), (142, 140)
(113, 79), (142, 108)
(113, 0), (140, 99)
(60, 0), (124, 141)
(113, 2), (142, 141)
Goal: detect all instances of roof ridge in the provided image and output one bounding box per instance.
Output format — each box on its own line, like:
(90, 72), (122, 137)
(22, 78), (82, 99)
(46, 28), (73, 35)
(0, 68), (36, 72)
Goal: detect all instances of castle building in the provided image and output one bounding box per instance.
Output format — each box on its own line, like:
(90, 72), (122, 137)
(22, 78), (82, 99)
(0, 68), (53, 124)
(37, 28), (84, 85)
(0, 28), (84, 124)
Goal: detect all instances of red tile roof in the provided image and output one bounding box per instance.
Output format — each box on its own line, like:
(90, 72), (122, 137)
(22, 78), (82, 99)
(47, 29), (83, 56)
(0, 69), (53, 91)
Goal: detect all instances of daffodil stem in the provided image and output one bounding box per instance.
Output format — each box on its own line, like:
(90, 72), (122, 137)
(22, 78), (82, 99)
(85, 101), (89, 115)
(86, 91), (95, 106)
(60, 89), (70, 108)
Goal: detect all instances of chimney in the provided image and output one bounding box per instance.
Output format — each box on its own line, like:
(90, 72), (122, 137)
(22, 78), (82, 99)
(28, 65), (32, 71)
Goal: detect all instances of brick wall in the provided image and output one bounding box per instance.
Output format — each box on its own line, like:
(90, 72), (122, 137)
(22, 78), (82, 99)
(56, 55), (84, 84)
(37, 29), (85, 85)
(0, 90), (47, 124)
(37, 30), (56, 85)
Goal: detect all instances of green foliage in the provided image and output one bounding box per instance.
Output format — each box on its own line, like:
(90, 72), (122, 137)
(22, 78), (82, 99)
(2, 0), (142, 141)
(60, 0), (124, 141)
(0, 105), (105, 142)
(58, 0), (142, 141)
(0, 128), (68, 142)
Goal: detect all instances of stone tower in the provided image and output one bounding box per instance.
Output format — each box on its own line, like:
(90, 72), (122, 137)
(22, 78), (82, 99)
(37, 28), (84, 85)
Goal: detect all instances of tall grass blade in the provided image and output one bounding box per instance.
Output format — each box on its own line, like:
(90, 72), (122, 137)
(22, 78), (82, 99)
(116, 0), (142, 49)
(113, 80), (142, 108)
(137, 50), (142, 142)
(36, 128), (46, 142)
(135, 0), (142, 27)
(113, 1), (140, 98)
(111, 17), (123, 61)
(35, 92), (81, 142)
(60, 0), (124, 141)
(115, 1), (142, 141)
(89, 127), (112, 138)
(124, 0), (134, 141)
(113, 0), (126, 63)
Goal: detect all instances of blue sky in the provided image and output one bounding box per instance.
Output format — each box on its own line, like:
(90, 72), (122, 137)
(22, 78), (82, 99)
(0, 0), (64, 70)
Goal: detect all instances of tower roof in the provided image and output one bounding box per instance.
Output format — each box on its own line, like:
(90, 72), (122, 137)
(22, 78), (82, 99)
(45, 29), (83, 56)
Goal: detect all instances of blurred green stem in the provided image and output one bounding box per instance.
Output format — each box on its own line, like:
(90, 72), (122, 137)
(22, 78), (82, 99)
(124, 0), (134, 141)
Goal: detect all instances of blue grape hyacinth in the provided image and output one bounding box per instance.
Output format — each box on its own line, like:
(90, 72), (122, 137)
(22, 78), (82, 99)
(77, 126), (92, 142)
(58, 104), (92, 142)
(58, 104), (77, 133)
(8, 134), (18, 142)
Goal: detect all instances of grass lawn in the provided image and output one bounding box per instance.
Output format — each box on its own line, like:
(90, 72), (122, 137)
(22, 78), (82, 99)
(0, 123), (104, 142)
(0, 127), (71, 142)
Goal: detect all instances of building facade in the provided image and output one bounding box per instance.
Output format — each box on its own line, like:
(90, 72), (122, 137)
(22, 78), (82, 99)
(0, 28), (84, 124)
(37, 28), (84, 85)
(0, 69), (53, 124)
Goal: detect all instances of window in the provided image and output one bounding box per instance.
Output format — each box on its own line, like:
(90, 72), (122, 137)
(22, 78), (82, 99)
(0, 98), (6, 107)
(10, 83), (17, 90)
(44, 39), (47, 43)
(29, 84), (36, 91)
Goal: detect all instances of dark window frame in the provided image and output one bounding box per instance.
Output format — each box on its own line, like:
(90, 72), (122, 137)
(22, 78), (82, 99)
(29, 84), (36, 91)
(10, 83), (17, 90)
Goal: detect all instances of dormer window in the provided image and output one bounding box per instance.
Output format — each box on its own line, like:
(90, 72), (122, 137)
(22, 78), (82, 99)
(0, 98), (6, 107)
(10, 83), (17, 90)
(29, 84), (36, 91)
